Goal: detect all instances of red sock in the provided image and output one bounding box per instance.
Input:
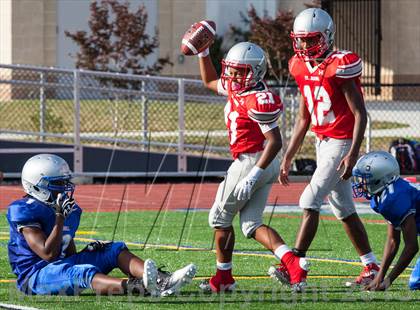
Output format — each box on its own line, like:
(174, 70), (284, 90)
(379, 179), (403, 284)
(281, 251), (295, 266)
(216, 268), (232, 279)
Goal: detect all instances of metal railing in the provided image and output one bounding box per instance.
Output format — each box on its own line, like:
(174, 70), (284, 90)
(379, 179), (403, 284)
(1, 64), (419, 175)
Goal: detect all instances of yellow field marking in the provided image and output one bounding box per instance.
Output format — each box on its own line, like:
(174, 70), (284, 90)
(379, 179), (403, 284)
(0, 279), (15, 283)
(75, 231), (97, 235)
(194, 275), (410, 280)
(0, 237), (413, 275)
(0, 231), (97, 237)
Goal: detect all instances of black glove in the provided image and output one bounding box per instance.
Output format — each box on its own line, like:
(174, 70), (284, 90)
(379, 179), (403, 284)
(81, 240), (112, 252)
(55, 193), (75, 218)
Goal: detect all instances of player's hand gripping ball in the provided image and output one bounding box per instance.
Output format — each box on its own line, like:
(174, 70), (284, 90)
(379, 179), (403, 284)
(181, 20), (216, 55)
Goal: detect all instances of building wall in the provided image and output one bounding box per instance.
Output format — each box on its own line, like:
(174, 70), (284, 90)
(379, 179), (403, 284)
(0, 0), (419, 89)
(382, 0), (420, 84)
(0, 0), (12, 65)
(158, 0), (206, 77)
(9, 0), (56, 66)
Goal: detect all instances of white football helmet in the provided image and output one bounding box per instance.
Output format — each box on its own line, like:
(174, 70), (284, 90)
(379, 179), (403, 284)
(21, 154), (74, 204)
(291, 8), (335, 60)
(221, 42), (267, 93)
(352, 151), (400, 199)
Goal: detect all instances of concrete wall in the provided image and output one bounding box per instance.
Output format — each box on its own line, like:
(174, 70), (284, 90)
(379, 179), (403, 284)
(158, 0), (206, 77)
(9, 0), (56, 66)
(382, 0), (420, 84)
(0, 0), (420, 91)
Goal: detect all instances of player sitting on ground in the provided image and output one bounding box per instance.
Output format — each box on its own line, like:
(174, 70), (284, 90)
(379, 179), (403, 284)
(353, 151), (420, 291)
(191, 41), (308, 293)
(6, 154), (196, 296)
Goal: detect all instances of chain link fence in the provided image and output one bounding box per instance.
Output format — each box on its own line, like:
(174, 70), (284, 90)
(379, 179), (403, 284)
(1, 64), (419, 174)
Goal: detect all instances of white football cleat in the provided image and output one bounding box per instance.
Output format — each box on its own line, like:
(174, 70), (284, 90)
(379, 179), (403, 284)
(157, 263), (197, 297)
(268, 264), (290, 286)
(142, 259), (158, 296)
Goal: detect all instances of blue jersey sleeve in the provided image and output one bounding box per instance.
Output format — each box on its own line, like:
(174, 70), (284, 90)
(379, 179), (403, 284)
(8, 199), (45, 231)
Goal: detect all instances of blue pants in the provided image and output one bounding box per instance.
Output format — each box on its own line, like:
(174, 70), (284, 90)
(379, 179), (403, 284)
(409, 257), (420, 290)
(25, 242), (127, 295)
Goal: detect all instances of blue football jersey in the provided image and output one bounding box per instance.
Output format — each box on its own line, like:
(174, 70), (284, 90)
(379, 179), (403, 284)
(370, 178), (420, 232)
(6, 196), (82, 290)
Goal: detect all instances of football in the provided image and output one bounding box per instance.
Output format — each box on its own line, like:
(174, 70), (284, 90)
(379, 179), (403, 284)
(181, 20), (216, 55)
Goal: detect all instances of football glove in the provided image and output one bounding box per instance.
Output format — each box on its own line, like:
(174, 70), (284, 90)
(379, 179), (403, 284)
(233, 166), (264, 200)
(54, 193), (75, 218)
(81, 240), (112, 252)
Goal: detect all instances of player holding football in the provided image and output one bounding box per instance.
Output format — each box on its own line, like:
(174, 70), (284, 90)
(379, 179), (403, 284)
(7, 154), (196, 296)
(190, 40), (308, 293)
(276, 8), (379, 286)
(353, 151), (420, 291)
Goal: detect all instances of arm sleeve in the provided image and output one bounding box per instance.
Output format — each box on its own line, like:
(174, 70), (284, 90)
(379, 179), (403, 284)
(258, 121), (279, 134)
(8, 203), (42, 233)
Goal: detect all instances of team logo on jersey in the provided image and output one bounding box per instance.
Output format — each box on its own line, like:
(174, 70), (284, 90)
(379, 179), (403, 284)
(304, 76), (320, 81)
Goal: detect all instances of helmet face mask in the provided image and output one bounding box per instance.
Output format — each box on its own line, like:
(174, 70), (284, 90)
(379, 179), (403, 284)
(352, 151), (400, 200)
(291, 8), (335, 61)
(221, 60), (253, 92)
(352, 173), (374, 200)
(291, 32), (329, 60)
(21, 154), (75, 205)
(220, 42), (267, 93)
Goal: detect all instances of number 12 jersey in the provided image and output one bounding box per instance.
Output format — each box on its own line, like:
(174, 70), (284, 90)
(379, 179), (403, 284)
(289, 50), (364, 139)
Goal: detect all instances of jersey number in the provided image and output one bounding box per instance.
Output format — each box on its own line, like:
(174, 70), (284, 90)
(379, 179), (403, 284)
(303, 85), (336, 126)
(255, 92), (275, 104)
(228, 111), (239, 145)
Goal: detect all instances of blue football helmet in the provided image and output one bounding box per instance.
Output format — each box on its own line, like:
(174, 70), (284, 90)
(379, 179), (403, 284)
(21, 154), (75, 204)
(352, 151), (400, 199)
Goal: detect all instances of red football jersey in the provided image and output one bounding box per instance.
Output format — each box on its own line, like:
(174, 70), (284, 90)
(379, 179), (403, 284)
(289, 50), (364, 139)
(218, 81), (283, 159)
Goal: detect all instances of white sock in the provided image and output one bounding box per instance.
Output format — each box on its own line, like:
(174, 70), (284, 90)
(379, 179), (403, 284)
(216, 261), (232, 270)
(274, 245), (292, 261)
(360, 252), (377, 266)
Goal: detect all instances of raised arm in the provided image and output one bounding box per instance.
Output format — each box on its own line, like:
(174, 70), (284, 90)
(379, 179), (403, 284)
(22, 215), (64, 262)
(198, 50), (219, 93)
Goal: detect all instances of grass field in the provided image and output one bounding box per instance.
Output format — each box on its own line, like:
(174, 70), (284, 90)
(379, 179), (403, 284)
(0, 210), (419, 309)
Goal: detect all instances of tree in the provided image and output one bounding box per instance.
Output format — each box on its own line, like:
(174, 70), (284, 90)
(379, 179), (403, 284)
(246, 6), (294, 84)
(209, 6), (294, 83)
(65, 0), (171, 76)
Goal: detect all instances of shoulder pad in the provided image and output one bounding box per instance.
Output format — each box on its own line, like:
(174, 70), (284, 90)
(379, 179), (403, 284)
(246, 91), (282, 124)
(288, 55), (301, 77)
(7, 198), (46, 224)
(333, 51), (362, 79)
